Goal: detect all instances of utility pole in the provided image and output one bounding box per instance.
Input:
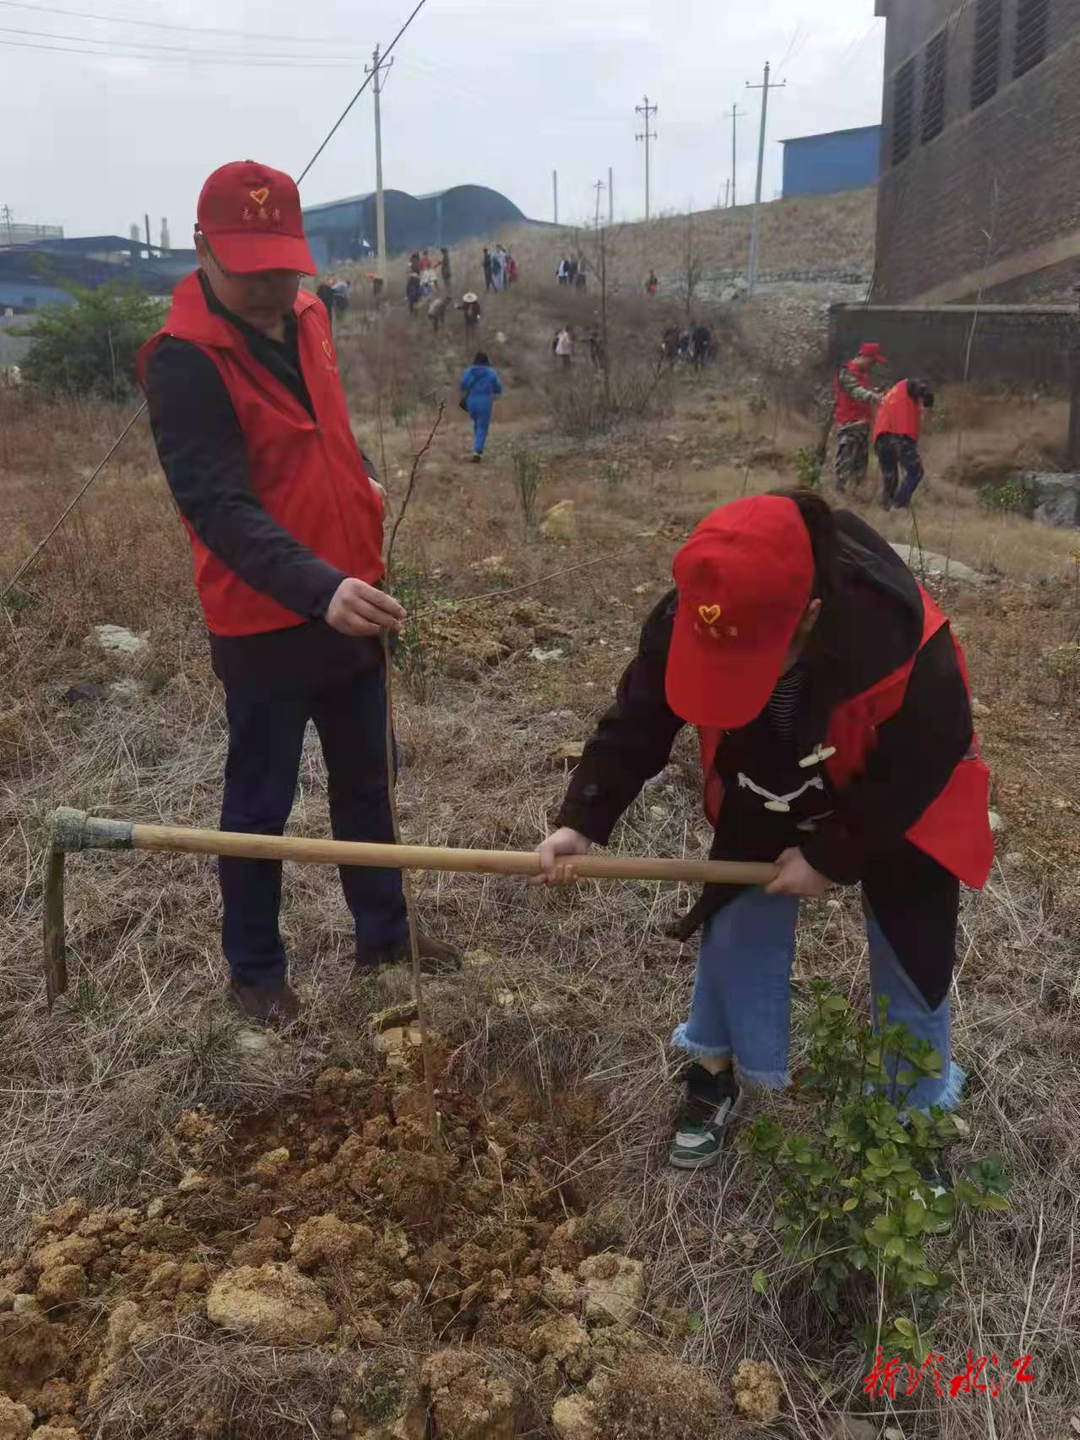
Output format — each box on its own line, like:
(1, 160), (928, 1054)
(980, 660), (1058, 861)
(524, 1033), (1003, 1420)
(1, 204), (13, 248)
(593, 179), (606, 230)
(366, 44), (394, 283)
(553, 169), (559, 224)
(745, 63), (785, 295)
(635, 95), (658, 221)
(725, 103), (746, 207)
(608, 166), (614, 224)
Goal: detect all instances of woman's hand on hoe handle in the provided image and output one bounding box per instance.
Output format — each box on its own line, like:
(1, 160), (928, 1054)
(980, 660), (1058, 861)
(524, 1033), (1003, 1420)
(766, 847), (834, 899)
(537, 827), (593, 884)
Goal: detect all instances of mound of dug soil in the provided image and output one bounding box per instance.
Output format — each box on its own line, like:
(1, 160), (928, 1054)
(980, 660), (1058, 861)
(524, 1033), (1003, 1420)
(0, 1043), (769, 1439)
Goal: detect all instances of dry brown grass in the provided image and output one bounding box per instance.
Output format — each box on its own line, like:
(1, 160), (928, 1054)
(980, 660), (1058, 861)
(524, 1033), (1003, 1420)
(1, 286), (1078, 1439)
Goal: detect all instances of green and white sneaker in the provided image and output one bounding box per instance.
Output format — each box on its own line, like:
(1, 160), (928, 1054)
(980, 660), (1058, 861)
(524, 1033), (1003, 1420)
(668, 1064), (743, 1170)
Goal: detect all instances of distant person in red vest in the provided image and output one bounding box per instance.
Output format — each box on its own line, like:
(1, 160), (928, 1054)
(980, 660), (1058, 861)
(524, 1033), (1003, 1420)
(139, 160), (459, 1025)
(874, 378), (934, 511)
(538, 492), (991, 1170)
(832, 341), (887, 491)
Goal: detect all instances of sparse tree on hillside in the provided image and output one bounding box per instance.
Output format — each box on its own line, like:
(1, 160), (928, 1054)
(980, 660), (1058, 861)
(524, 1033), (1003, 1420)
(22, 283), (162, 402)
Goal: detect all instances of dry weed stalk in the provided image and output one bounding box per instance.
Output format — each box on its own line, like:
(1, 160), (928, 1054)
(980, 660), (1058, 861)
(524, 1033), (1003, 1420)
(381, 400), (445, 1218)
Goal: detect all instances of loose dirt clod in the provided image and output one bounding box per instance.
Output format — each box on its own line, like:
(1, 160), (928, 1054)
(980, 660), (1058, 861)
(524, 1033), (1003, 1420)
(0, 1396), (33, 1440)
(732, 1358), (783, 1423)
(206, 1264), (336, 1345)
(578, 1253), (645, 1327)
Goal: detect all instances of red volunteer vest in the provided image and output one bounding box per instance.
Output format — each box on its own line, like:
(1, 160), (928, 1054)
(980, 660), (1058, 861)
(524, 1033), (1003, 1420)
(833, 364), (873, 427)
(698, 589), (993, 890)
(873, 380), (923, 445)
(138, 272), (385, 637)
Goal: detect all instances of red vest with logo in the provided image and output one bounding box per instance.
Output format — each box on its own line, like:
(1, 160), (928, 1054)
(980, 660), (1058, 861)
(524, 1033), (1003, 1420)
(698, 589), (993, 890)
(873, 380), (923, 445)
(833, 364), (873, 427)
(138, 272), (385, 637)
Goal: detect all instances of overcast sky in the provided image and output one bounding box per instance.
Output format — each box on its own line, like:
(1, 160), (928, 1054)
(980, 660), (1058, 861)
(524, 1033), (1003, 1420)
(2, 0), (885, 240)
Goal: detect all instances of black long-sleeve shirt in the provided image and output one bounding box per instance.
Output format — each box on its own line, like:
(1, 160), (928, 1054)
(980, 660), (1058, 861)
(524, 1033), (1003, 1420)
(146, 273), (382, 691)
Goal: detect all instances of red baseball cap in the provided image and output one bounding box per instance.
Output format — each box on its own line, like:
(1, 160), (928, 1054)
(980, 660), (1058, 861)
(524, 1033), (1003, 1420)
(665, 496), (815, 729)
(858, 341), (888, 364)
(197, 160), (316, 275)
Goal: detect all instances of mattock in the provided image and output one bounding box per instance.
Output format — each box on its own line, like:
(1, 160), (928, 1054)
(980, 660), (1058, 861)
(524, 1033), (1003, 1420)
(42, 806), (778, 1008)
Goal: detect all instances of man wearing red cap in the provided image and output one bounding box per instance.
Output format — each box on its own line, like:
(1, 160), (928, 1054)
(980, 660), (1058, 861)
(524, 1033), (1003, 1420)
(139, 161), (458, 1024)
(539, 492), (992, 1170)
(832, 342), (887, 492)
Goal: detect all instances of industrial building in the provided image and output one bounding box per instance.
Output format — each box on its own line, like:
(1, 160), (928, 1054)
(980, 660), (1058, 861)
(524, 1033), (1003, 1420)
(302, 184), (528, 269)
(873, 0), (1080, 303)
(0, 235), (196, 312)
(780, 125), (882, 198)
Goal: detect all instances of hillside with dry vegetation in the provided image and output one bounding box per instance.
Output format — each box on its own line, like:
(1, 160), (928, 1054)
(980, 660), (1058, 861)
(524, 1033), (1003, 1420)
(1, 260), (1078, 1440)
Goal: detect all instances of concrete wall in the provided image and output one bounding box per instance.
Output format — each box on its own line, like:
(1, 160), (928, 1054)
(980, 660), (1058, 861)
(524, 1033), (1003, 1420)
(875, 0), (1080, 304)
(829, 303), (1080, 389)
(782, 128), (882, 198)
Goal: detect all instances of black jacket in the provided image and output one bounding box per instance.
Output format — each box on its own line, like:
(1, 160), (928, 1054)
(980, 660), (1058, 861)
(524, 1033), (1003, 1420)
(556, 512), (973, 952)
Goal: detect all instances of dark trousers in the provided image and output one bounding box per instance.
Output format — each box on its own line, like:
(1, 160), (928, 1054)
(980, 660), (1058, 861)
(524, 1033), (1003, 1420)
(219, 670), (407, 987)
(876, 433), (924, 510)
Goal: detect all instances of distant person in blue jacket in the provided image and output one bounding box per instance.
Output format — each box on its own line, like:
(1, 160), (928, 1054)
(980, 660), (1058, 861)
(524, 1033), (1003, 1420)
(460, 351), (503, 463)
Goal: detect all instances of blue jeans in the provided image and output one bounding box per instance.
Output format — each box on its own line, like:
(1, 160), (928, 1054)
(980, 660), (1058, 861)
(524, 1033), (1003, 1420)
(672, 888), (964, 1111)
(468, 400), (492, 454)
(220, 670), (407, 987)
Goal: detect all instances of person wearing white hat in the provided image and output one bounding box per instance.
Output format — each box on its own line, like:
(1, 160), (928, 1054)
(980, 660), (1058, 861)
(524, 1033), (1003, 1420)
(458, 293), (482, 336)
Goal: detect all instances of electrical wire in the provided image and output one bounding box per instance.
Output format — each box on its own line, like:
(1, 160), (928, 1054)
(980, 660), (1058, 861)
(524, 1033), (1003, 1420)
(297, 0), (429, 183)
(0, 21), (369, 59)
(0, 0), (351, 45)
(0, 36), (358, 63)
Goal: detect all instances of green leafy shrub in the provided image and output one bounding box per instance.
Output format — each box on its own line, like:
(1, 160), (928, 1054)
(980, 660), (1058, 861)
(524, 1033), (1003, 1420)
(795, 445), (824, 490)
(978, 476), (1027, 515)
(21, 282), (162, 401)
(743, 982), (1010, 1358)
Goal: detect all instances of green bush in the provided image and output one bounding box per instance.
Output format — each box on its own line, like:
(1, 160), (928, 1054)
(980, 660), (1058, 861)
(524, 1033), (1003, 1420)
(795, 445), (824, 490)
(743, 982), (1010, 1359)
(21, 282), (162, 402)
(978, 476), (1026, 515)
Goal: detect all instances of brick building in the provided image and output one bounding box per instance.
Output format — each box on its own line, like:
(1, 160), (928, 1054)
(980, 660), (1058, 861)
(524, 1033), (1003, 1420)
(874, 0), (1080, 304)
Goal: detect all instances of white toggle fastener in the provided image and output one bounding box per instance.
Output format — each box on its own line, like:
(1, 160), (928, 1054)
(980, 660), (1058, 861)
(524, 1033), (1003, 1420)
(738, 773), (825, 813)
(799, 745), (837, 770)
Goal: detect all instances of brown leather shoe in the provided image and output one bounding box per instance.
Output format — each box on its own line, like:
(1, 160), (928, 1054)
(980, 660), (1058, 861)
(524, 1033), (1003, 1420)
(355, 931), (462, 977)
(228, 979), (302, 1026)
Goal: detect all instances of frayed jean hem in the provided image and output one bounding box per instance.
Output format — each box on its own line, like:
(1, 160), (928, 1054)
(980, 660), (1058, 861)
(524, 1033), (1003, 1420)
(670, 1026), (789, 1091)
(670, 1023), (731, 1061)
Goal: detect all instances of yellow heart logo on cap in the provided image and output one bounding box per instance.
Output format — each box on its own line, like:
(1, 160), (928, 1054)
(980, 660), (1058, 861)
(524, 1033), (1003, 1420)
(698, 604), (723, 626)
(249, 187), (270, 206)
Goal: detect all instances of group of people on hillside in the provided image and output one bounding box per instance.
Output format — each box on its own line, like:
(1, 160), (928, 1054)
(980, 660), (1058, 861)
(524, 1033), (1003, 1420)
(137, 160), (987, 1187)
(832, 342), (933, 510)
(556, 255), (588, 289)
(482, 244), (518, 292)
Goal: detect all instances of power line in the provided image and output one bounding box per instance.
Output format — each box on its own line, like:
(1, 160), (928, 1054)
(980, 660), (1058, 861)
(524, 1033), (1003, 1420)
(0, 0), (351, 45)
(0, 36), (357, 63)
(297, 0), (429, 184)
(0, 23), (367, 60)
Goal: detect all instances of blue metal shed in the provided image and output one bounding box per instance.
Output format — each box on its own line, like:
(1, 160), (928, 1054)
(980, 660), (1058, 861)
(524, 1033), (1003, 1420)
(781, 125), (882, 198)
